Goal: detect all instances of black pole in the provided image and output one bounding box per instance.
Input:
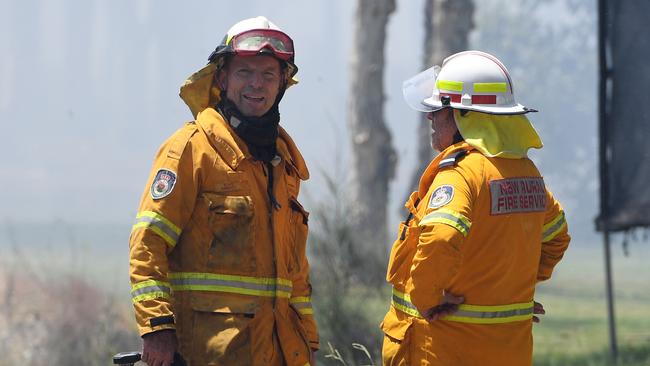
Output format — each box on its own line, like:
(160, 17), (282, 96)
(598, 0), (618, 361)
(603, 232), (618, 361)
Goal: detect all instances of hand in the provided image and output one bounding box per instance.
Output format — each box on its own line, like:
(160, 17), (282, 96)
(142, 329), (178, 366)
(532, 301), (545, 324)
(422, 291), (465, 322)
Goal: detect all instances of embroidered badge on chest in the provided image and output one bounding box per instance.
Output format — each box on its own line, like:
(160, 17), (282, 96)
(429, 185), (454, 208)
(151, 169), (177, 200)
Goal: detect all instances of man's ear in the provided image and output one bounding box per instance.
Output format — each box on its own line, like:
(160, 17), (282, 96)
(216, 69), (227, 90)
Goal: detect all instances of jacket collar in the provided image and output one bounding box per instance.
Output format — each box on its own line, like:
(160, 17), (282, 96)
(196, 108), (309, 180)
(417, 142), (474, 198)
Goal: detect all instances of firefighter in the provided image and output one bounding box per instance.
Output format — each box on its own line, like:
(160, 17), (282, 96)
(129, 16), (318, 366)
(381, 51), (570, 365)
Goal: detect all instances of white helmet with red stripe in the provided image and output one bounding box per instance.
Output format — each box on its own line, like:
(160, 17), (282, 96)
(403, 50), (535, 115)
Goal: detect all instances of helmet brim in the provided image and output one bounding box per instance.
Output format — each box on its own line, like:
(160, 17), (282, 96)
(422, 97), (534, 115)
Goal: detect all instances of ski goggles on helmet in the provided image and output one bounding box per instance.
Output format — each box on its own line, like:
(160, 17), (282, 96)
(228, 29), (294, 61)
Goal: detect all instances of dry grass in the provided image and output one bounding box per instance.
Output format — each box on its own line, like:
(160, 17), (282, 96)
(0, 270), (140, 366)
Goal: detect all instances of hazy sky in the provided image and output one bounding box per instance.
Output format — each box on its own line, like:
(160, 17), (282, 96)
(0, 0), (599, 245)
(0, 1), (421, 223)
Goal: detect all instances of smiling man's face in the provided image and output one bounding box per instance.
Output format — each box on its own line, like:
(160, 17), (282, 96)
(218, 54), (283, 117)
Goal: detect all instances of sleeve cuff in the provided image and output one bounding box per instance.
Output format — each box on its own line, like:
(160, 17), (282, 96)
(139, 322), (176, 336)
(309, 341), (320, 350)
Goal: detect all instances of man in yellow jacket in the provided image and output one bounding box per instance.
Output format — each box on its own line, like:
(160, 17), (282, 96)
(129, 16), (318, 366)
(382, 51), (570, 366)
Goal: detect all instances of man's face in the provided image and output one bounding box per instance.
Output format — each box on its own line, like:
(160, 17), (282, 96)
(218, 54), (283, 117)
(426, 108), (458, 152)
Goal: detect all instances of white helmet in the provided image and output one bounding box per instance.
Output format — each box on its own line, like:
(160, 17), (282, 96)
(208, 16), (298, 78)
(403, 50), (535, 115)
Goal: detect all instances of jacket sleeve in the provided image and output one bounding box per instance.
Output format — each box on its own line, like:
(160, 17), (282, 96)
(288, 199), (319, 350)
(129, 125), (199, 336)
(409, 167), (475, 313)
(537, 189), (570, 282)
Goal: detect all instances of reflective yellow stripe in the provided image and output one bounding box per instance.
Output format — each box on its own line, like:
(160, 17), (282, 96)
(436, 79), (464, 92)
(442, 301), (534, 324)
(137, 211), (181, 233)
(391, 289), (423, 318)
(131, 279), (171, 303)
(169, 272), (293, 298)
(443, 313), (533, 324)
(419, 208), (471, 236)
(542, 211), (566, 242)
(290, 296), (314, 315)
(290, 296), (311, 303)
(473, 82), (507, 93)
(132, 211), (181, 247)
(391, 288), (533, 324)
(457, 302), (533, 312)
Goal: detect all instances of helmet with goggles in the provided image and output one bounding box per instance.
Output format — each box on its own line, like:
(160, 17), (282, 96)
(208, 16), (298, 79)
(403, 51), (535, 115)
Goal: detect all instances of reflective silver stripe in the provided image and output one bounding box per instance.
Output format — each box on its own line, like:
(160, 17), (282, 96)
(131, 284), (171, 298)
(133, 215), (180, 244)
(290, 297), (314, 314)
(169, 274), (293, 298)
(391, 288), (533, 323)
(131, 280), (172, 302)
(392, 293), (418, 312)
(290, 302), (311, 310)
(419, 210), (471, 236)
(542, 211), (566, 242)
(442, 301), (534, 324)
(391, 289), (423, 318)
(453, 307), (533, 319)
(170, 278), (293, 293)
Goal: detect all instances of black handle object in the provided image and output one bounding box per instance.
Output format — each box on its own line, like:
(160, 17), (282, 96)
(113, 351), (141, 365)
(112, 351), (187, 366)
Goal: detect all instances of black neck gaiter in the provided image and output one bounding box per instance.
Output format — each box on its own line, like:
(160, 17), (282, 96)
(217, 92), (280, 163)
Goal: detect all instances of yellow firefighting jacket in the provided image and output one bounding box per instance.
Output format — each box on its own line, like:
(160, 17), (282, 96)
(129, 108), (318, 366)
(381, 141), (570, 366)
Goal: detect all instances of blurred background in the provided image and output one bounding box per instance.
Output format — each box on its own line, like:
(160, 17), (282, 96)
(0, 0), (648, 365)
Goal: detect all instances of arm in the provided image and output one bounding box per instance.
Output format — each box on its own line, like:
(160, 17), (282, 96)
(409, 168), (474, 314)
(130, 130), (199, 335)
(537, 189), (570, 282)
(129, 127), (199, 363)
(288, 199), (319, 351)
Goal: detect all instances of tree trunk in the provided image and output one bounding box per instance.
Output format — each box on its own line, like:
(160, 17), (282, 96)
(406, 0), (475, 200)
(348, 0), (397, 284)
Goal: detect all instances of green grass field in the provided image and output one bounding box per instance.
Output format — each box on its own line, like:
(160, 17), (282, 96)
(532, 243), (650, 365)
(315, 242), (650, 365)
(2, 223), (648, 365)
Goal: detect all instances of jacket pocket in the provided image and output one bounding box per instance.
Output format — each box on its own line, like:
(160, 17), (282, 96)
(276, 307), (311, 366)
(386, 222), (421, 285)
(288, 197), (309, 273)
(380, 307), (413, 365)
(203, 193), (256, 273)
(189, 294), (254, 366)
